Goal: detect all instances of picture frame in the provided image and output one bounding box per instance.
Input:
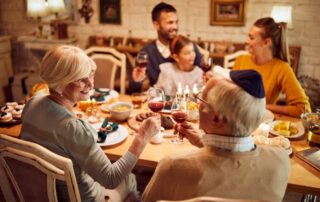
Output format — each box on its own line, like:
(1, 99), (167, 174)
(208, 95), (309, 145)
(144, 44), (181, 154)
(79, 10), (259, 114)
(210, 0), (247, 26)
(99, 0), (121, 24)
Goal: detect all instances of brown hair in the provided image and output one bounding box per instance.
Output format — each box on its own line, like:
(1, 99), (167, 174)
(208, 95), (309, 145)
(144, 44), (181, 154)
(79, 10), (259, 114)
(170, 35), (192, 55)
(254, 17), (289, 63)
(152, 2), (176, 22)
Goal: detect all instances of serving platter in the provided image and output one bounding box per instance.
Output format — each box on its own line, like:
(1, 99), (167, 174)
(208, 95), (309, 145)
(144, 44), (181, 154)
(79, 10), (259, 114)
(269, 120), (305, 139)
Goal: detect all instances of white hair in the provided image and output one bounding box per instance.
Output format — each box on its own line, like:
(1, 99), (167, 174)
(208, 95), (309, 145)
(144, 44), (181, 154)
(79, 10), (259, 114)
(206, 79), (266, 136)
(40, 45), (96, 93)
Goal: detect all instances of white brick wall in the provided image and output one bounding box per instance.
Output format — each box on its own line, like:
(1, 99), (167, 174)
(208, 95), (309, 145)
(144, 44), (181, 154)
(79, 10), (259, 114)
(0, 0), (319, 79)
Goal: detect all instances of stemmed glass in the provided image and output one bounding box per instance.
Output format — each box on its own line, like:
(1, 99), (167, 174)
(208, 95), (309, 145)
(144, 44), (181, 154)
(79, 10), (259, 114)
(147, 88), (165, 113)
(200, 57), (213, 83)
(200, 57), (212, 73)
(136, 51), (148, 69)
(171, 96), (188, 144)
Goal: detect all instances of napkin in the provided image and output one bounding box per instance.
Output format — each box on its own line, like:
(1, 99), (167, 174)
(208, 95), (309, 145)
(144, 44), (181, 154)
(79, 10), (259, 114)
(97, 117), (119, 143)
(91, 88), (110, 102)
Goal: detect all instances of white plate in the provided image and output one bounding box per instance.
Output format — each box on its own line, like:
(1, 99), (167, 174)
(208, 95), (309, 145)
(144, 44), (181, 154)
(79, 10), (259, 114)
(286, 147), (293, 155)
(269, 120), (305, 139)
(94, 88), (119, 104)
(263, 109), (274, 123)
(100, 104), (110, 112)
(73, 110), (85, 119)
(91, 122), (128, 146)
(161, 109), (171, 114)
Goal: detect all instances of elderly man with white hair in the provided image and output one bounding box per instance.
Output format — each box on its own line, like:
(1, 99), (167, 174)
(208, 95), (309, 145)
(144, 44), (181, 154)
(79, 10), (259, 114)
(142, 70), (290, 202)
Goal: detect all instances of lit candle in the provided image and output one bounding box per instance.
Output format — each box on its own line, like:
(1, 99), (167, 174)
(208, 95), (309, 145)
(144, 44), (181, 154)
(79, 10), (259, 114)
(184, 85), (190, 96)
(192, 84), (198, 97)
(177, 82), (182, 95)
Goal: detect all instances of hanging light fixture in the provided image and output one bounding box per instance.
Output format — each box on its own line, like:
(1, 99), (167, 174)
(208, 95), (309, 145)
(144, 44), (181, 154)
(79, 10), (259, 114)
(47, 0), (66, 16)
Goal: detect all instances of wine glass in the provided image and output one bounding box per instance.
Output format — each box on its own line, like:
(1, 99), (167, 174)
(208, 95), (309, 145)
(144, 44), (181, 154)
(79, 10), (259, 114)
(171, 96), (188, 144)
(200, 57), (212, 72)
(147, 88), (165, 113)
(136, 51), (148, 68)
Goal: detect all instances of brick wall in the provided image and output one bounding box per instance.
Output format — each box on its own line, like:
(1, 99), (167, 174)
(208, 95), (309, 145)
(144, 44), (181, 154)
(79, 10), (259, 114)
(0, 0), (319, 79)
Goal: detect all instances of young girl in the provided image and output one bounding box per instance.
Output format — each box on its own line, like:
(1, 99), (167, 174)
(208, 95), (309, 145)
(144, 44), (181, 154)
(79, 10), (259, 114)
(155, 35), (203, 96)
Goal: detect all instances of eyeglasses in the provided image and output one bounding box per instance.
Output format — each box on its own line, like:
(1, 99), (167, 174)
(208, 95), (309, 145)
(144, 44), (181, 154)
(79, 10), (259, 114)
(194, 92), (210, 106)
(75, 71), (95, 86)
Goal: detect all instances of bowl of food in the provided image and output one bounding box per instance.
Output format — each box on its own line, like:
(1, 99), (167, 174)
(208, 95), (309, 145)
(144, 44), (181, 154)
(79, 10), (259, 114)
(108, 102), (133, 122)
(301, 112), (319, 132)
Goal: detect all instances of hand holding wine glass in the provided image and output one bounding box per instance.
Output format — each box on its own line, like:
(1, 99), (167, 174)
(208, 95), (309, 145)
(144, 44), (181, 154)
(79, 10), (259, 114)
(171, 96), (188, 144)
(147, 88), (165, 144)
(147, 88), (165, 113)
(200, 57), (212, 73)
(132, 51), (148, 82)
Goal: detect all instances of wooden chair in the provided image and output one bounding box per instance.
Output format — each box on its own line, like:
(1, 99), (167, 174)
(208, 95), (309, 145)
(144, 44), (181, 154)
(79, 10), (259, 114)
(0, 134), (81, 202)
(223, 50), (249, 69)
(157, 196), (266, 202)
(85, 46), (126, 94)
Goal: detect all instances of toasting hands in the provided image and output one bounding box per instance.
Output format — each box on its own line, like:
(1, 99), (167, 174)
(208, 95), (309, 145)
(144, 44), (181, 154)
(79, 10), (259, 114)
(132, 67), (147, 82)
(174, 122), (204, 148)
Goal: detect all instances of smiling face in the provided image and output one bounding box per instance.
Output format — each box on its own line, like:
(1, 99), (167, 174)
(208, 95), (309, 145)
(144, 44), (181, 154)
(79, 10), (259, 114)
(172, 43), (196, 71)
(246, 26), (271, 57)
(62, 70), (95, 104)
(154, 11), (178, 44)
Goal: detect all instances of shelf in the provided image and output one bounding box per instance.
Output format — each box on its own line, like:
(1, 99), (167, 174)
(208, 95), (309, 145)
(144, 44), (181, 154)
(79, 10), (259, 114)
(17, 36), (77, 51)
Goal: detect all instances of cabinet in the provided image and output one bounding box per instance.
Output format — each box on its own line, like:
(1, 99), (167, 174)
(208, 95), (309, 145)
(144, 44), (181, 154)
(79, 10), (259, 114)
(17, 36), (77, 51)
(0, 36), (13, 105)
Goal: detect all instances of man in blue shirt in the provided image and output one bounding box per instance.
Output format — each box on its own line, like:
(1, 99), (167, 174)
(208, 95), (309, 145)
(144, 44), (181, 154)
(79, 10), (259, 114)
(129, 2), (202, 93)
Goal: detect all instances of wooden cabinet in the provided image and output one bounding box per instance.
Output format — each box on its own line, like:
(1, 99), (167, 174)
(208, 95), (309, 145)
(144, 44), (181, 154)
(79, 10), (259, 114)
(0, 36), (13, 105)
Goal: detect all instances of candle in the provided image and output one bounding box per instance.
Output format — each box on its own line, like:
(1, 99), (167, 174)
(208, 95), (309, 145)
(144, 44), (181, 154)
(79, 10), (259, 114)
(177, 82), (182, 95)
(192, 84), (198, 96)
(184, 85), (190, 96)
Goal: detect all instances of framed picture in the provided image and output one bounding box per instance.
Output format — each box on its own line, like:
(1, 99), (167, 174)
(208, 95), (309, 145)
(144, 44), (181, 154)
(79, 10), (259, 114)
(210, 0), (247, 26)
(100, 0), (121, 24)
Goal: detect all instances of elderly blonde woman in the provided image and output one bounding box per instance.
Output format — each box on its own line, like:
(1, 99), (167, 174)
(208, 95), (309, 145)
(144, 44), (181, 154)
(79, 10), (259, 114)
(142, 70), (290, 202)
(20, 45), (161, 201)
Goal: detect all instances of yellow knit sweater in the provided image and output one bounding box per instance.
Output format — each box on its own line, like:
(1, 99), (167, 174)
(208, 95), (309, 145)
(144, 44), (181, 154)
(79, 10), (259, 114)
(233, 54), (310, 117)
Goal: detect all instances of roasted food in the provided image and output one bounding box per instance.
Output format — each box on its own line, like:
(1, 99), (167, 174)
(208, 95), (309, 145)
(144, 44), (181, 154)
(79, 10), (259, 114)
(161, 115), (174, 129)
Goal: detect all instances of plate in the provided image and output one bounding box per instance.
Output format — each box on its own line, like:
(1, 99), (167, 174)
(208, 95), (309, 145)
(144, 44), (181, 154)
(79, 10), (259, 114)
(91, 122), (128, 146)
(73, 110), (85, 119)
(263, 109), (274, 123)
(286, 147), (293, 156)
(161, 109), (171, 114)
(269, 120), (305, 139)
(94, 89), (119, 104)
(0, 119), (21, 126)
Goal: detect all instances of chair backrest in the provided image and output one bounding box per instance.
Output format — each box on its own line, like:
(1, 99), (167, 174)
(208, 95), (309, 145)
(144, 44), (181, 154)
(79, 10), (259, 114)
(85, 46), (126, 94)
(0, 134), (81, 202)
(223, 50), (249, 69)
(157, 196), (266, 202)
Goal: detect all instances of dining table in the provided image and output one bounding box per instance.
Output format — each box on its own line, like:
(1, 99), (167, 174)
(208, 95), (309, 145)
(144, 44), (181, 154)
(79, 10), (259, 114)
(0, 94), (319, 196)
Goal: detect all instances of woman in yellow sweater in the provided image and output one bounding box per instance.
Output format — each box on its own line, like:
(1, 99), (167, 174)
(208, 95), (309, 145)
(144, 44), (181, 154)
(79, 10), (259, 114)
(233, 17), (310, 117)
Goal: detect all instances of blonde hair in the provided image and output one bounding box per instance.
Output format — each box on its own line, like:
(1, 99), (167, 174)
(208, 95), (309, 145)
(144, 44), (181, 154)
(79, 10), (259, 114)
(206, 79), (266, 136)
(40, 45), (96, 93)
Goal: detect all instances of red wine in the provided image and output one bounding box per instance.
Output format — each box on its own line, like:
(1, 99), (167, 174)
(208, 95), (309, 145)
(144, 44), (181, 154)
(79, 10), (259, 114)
(148, 101), (164, 112)
(200, 64), (211, 72)
(136, 61), (148, 68)
(172, 111), (187, 123)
